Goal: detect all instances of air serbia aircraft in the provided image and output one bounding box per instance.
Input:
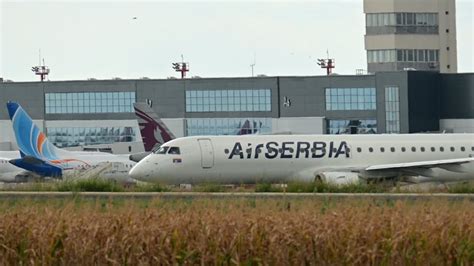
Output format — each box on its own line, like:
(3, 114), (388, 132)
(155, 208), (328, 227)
(129, 134), (474, 185)
(6, 102), (136, 183)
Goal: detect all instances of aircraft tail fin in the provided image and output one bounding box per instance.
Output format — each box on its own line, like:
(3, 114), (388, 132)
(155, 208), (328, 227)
(133, 102), (175, 152)
(236, 119), (252, 135)
(6, 101), (60, 160)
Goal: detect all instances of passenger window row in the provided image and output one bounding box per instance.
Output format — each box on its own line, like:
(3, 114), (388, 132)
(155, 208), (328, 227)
(356, 146), (474, 153)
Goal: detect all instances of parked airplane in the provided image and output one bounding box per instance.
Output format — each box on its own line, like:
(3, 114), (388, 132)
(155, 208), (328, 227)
(130, 102), (266, 162)
(134, 102), (175, 152)
(129, 134), (474, 185)
(6, 101), (136, 183)
(0, 151), (40, 183)
(129, 102), (176, 162)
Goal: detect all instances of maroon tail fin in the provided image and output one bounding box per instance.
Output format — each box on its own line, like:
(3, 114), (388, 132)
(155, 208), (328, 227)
(133, 102), (176, 152)
(236, 119), (252, 135)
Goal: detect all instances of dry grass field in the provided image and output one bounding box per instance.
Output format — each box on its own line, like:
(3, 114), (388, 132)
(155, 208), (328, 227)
(0, 198), (473, 265)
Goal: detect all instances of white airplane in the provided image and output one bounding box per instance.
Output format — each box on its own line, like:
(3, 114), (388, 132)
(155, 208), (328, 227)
(0, 151), (41, 183)
(129, 134), (474, 185)
(6, 101), (137, 183)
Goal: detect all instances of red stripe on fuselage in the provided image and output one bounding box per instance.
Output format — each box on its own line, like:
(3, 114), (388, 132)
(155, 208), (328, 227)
(50, 159), (91, 166)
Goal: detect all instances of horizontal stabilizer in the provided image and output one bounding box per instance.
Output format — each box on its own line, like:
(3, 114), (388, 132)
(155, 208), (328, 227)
(9, 156), (62, 177)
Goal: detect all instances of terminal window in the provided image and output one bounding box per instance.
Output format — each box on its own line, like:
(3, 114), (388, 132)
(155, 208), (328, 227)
(325, 88), (376, 111)
(367, 49), (439, 64)
(45, 92), (136, 114)
(186, 89), (271, 112)
(327, 119), (377, 135)
(385, 86), (400, 133)
(366, 13), (438, 27)
(46, 127), (137, 148)
(186, 118), (272, 136)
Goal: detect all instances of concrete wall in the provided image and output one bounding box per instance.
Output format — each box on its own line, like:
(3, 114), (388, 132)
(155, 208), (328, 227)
(437, 0), (457, 73)
(0, 82), (45, 120)
(374, 71), (410, 133)
(136, 79), (185, 119)
(271, 117), (325, 134)
(364, 0), (441, 13)
(0, 142), (12, 151)
(439, 119), (474, 133)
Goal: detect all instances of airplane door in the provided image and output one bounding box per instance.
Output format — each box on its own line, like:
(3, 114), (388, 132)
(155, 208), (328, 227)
(198, 138), (214, 168)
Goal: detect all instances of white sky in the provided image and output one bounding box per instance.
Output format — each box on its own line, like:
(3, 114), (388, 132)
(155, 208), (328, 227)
(1, 0), (473, 81)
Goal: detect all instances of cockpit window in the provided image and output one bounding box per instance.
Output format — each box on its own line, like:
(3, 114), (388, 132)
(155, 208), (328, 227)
(168, 147), (181, 155)
(154, 146), (169, 154)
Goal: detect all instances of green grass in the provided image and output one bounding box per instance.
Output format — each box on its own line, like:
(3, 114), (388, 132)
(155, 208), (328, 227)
(192, 183), (228, 192)
(2, 178), (474, 194)
(255, 183), (284, 192)
(447, 182), (474, 193)
(0, 179), (169, 192)
(132, 182), (170, 192)
(55, 179), (124, 192)
(254, 181), (390, 193)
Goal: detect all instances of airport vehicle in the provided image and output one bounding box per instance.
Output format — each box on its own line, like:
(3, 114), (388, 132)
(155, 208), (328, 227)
(6, 102), (136, 183)
(129, 134), (474, 185)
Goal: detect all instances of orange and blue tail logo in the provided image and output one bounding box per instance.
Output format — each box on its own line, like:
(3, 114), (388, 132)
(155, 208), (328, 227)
(7, 102), (58, 161)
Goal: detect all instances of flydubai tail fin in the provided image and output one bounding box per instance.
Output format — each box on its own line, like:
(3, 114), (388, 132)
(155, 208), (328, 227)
(133, 102), (175, 152)
(6, 101), (60, 160)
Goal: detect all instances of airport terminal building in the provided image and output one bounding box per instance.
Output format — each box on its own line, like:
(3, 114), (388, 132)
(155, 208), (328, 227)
(0, 71), (473, 153)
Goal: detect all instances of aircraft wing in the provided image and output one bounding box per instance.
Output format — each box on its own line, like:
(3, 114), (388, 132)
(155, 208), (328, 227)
(365, 157), (474, 171)
(309, 157), (474, 183)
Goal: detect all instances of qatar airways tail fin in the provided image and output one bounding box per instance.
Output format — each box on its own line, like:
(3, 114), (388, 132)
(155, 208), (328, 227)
(133, 102), (175, 152)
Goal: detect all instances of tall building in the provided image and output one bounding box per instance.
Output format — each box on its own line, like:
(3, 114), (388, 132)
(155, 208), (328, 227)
(364, 0), (457, 73)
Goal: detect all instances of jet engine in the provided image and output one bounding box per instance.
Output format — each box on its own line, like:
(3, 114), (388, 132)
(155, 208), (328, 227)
(315, 172), (360, 185)
(129, 152), (151, 162)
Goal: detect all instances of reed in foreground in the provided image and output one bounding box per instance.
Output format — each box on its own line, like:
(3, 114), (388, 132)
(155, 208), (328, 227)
(0, 198), (473, 265)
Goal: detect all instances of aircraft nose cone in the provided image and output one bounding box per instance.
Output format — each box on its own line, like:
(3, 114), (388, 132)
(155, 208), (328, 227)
(129, 159), (152, 181)
(129, 163), (145, 180)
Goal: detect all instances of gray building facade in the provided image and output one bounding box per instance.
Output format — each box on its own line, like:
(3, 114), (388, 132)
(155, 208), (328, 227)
(0, 71), (472, 152)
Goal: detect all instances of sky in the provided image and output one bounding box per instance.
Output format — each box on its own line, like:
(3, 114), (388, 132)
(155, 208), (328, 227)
(0, 0), (473, 82)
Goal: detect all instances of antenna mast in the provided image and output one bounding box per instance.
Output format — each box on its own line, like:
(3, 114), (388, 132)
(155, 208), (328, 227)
(250, 52), (256, 77)
(31, 49), (50, 82)
(317, 50), (335, 75)
(172, 54), (190, 79)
